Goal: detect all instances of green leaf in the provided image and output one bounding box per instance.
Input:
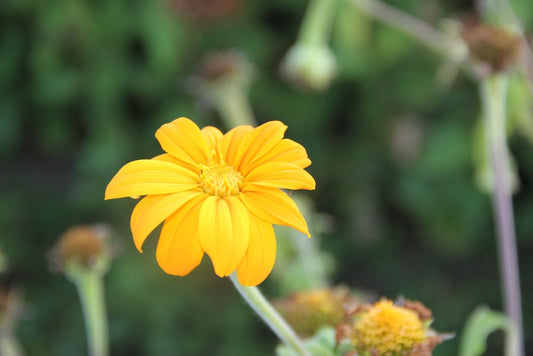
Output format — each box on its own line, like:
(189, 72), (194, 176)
(459, 306), (518, 356)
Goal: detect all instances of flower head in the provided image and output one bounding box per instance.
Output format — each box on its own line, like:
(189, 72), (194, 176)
(352, 299), (425, 355)
(274, 287), (359, 337)
(105, 118), (315, 286)
(50, 225), (111, 273)
(337, 298), (450, 355)
(463, 24), (522, 73)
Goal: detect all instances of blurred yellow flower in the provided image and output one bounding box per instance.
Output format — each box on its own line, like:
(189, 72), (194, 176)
(352, 299), (426, 355)
(105, 117), (315, 286)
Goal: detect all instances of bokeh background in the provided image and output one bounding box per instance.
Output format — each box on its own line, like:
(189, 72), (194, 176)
(1, 0), (532, 355)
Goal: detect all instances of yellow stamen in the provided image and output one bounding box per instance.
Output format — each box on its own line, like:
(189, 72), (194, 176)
(199, 162), (243, 198)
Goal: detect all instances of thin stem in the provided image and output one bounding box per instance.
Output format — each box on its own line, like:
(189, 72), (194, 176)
(0, 289), (25, 356)
(74, 270), (109, 356)
(0, 334), (24, 356)
(229, 273), (310, 356)
(477, 0), (533, 97)
(298, 0), (338, 46)
(480, 73), (524, 356)
(351, 0), (459, 57)
(215, 85), (256, 127)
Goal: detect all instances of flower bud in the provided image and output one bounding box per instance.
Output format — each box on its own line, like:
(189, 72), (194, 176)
(281, 44), (337, 92)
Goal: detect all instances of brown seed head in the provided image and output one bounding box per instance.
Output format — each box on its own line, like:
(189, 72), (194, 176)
(463, 25), (522, 72)
(51, 225), (109, 271)
(274, 287), (360, 337)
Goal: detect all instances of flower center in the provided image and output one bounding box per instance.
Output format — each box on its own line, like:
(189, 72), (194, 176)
(199, 163), (243, 198)
(352, 300), (425, 354)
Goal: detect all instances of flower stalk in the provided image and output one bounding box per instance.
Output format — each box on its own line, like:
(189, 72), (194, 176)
(281, 0), (338, 91)
(229, 273), (310, 356)
(51, 225), (111, 356)
(0, 288), (25, 356)
(212, 80), (255, 128)
(298, 0), (337, 47)
(195, 51), (256, 127)
(0, 335), (24, 356)
(480, 73), (524, 356)
(71, 266), (109, 356)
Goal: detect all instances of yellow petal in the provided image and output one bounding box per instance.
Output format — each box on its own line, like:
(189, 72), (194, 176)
(198, 196), (250, 277)
(153, 153), (200, 175)
(155, 117), (211, 166)
(130, 191), (201, 252)
(234, 121), (287, 171)
(245, 161), (316, 190)
(237, 217), (276, 286)
(105, 160), (199, 200)
(219, 125), (253, 167)
(240, 185), (310, 236)
(201, 126), (223, 151)
(242, 138), (311, 176)
(156, 194), (207, 276)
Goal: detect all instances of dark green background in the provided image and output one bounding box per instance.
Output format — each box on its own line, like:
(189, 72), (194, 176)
(1, 0), (532, 354)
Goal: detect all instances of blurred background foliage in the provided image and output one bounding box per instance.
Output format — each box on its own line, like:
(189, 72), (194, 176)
(1, 0), (532, 355)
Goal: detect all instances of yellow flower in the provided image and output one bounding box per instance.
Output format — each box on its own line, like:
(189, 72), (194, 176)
(105, 117), (315, 286)
(352, 299), (426, 355)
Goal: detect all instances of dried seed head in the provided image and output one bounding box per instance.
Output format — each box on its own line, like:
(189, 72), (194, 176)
(274, 287), (360, 337)
(463, 25), (522, 73)
(50, 225), (110, 271)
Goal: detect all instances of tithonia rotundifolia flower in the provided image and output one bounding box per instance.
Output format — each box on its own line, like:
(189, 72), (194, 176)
(105, 117), (315, 286)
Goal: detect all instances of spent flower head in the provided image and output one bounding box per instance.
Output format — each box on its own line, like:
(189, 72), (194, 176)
(337, 298), (449, 356)
(105, 117), (315, 286)
(463, 24), (522, 74)
(274, 287), (360, 337)
(50, 224), (111, 276)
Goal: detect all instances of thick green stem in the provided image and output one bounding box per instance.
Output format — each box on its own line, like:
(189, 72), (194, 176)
(73, 269), (109, 356)
(229, 273), (310, 356)
(480, 73), (524, 356)
(298, 0), (338, 46)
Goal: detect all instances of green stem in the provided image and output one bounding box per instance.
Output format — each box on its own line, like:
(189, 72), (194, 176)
(73, 269), (109, 356)
(480, 73), (524, 356)
(214, 85), (256, 127)
(229, 273), (310, 356)
(0, 333), (24, 356)
(298, 0), (338, 47)
(350, 0), (460, 58)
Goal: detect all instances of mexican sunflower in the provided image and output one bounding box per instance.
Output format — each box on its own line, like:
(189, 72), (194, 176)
(105, 117), (315, 286)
